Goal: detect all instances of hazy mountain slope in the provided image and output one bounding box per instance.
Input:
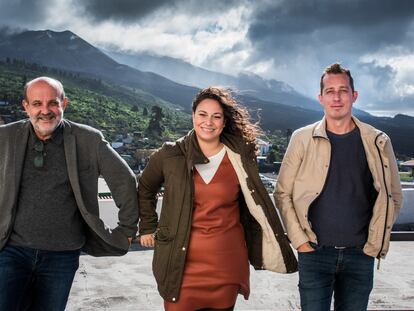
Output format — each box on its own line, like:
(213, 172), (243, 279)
(106, 49), (371, 117)
(0, 30), (198, 111)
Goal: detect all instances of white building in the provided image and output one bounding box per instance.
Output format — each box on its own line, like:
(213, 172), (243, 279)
(256, 138), (271, 156)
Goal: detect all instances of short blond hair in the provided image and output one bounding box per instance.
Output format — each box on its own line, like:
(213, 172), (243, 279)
(320, 63), (354, 93)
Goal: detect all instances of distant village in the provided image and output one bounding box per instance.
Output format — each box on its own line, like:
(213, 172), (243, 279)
(0, 100), (279, 189)
(1, 99), (413, 189)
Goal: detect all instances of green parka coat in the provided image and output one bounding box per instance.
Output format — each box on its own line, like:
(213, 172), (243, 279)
(138, 130), (297, 302)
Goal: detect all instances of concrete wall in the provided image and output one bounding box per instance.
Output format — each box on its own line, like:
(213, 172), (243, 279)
(396, 188), (414, 224)
(98, 189), (414, 229)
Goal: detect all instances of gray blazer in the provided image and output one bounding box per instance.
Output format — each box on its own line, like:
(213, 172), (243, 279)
(0, 119), (138, 256)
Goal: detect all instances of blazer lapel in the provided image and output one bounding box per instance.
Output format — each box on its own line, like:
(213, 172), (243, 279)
(63, 123), (85, 211)
(14, 122), (30, 197)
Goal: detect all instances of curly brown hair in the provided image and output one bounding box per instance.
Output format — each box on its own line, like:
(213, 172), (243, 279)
(192, 87), (262, 145)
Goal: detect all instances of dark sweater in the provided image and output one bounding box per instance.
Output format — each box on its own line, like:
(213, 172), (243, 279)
(9, 124), (85, 251)
(308, 127), (378, 247)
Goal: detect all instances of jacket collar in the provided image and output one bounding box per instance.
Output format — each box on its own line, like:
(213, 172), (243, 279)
(313, 116), (329, 139)
(178, 129), (253, 172)
(28, 121), (64, 145)
(312, 115), (385, 144)
(351, 116), (388, 151)
(221, 131), (254, 157)
(177, 130), (209, 173)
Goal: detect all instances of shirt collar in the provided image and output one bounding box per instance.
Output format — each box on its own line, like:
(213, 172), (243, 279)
(29, 121), (64, 145)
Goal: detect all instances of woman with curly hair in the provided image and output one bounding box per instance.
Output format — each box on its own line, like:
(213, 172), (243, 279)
(138, 87), (297, 311)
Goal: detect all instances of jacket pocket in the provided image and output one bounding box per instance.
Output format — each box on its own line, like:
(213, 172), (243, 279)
(152, 227), (174, 284)
(154, 226), (174, 244)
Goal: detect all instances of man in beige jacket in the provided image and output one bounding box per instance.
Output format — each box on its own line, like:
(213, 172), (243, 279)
(275, 63), (402, 311)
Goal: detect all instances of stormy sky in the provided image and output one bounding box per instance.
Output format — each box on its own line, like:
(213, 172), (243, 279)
(1, 0), (414, 116)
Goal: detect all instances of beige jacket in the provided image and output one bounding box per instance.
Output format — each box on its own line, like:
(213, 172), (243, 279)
(274, 116), (402, 258)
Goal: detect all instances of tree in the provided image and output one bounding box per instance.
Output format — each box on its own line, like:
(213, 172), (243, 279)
(146, 105), (164, 137)
(266, 149), (277, 164)
(266, 143), (283, 163)
(143, 107), (148, 116)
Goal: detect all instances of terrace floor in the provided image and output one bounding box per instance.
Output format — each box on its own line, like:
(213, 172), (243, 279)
(67, 241), (414, 311)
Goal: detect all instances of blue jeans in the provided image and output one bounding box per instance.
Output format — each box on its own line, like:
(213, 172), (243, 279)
(298, 246), (374, 311)
(0, 244), (81, 311)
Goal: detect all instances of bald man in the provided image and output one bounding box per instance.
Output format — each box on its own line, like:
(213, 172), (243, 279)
(0, 77), (138, 310)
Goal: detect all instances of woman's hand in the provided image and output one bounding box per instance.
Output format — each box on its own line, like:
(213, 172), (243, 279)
(140, 234), (155, 248)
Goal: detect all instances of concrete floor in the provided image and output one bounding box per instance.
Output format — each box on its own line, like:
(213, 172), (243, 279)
(67, 241), (414, 311)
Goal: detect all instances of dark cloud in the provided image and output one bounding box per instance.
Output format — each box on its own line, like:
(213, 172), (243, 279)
(247, 0), (414, 64)
(358, 61), (396, 91)
(365, 94), (414, 115)
(249, 0), (414, 42)
(0, 0), (412, 115)
(0, 0), (51, 28)
(74, 0), (242, 23)
(0, 26), (25, 38)
(355, 61), (414, 113)
(74, 0), (170, 22)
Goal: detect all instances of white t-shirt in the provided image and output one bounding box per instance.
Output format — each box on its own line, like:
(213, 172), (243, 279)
(194, 146), (226, 184)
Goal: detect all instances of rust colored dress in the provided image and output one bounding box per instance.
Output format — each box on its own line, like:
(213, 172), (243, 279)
(165, 153), (250, 311)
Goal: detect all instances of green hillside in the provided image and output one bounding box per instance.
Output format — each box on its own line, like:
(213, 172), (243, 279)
(0, 60), (191, 148)
(1, 59), (412, 162)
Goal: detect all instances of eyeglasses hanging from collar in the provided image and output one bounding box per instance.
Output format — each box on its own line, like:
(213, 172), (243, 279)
(34, 140), (45, 168)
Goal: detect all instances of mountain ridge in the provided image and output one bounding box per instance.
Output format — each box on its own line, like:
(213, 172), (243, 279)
(105, 49), (372, 117)
(0, 29), (412, 157)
